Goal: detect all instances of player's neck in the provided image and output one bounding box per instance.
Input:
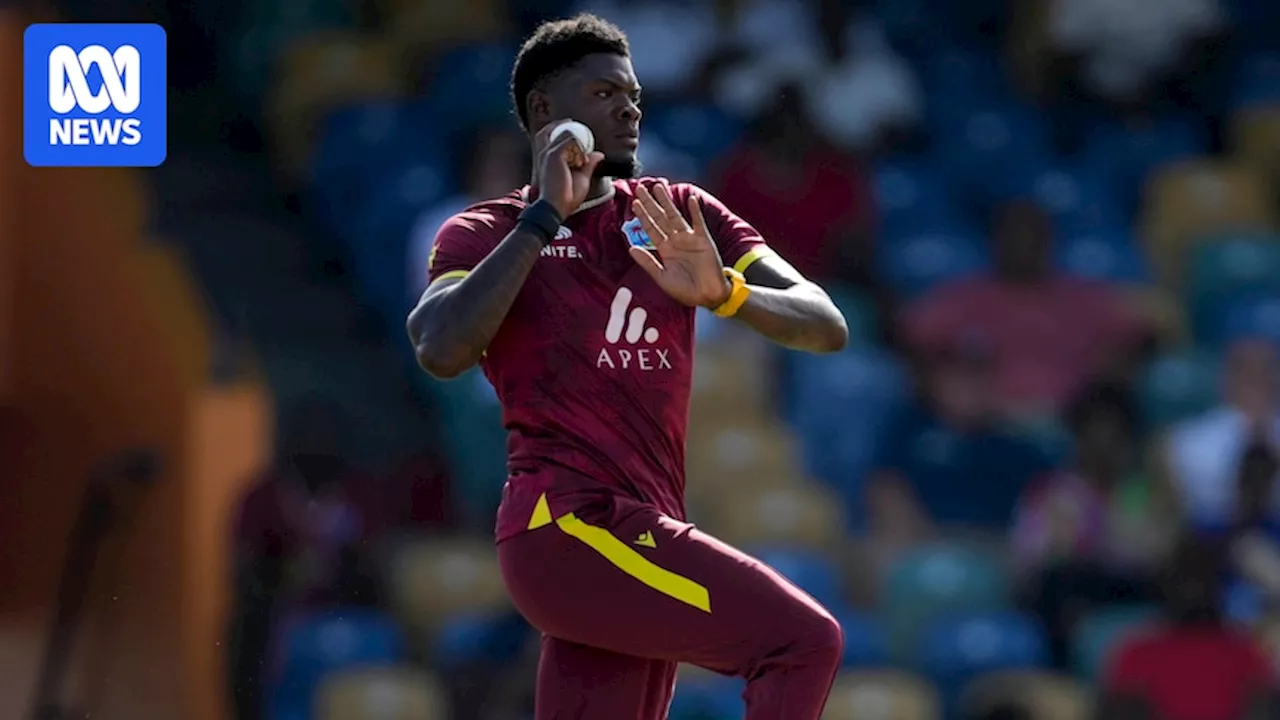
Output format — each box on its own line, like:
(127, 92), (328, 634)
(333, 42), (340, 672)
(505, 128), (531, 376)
(526, 177), (615, 213)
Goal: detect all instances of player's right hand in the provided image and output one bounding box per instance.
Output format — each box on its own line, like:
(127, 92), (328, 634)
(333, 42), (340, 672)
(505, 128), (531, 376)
(534, 119), (604, 219)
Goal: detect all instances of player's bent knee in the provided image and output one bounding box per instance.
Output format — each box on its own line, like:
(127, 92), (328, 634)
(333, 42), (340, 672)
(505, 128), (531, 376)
(787, 604), (844, 671)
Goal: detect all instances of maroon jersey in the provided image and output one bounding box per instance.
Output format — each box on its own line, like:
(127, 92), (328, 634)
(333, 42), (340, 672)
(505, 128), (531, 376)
(426, 178), (773, 541)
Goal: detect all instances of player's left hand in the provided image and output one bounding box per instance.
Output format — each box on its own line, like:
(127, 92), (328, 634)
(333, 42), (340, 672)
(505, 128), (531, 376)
(628, 184), (732, 308)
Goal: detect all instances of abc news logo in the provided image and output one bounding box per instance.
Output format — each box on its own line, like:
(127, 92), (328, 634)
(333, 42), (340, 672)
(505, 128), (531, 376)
(48, 44), (143, 147)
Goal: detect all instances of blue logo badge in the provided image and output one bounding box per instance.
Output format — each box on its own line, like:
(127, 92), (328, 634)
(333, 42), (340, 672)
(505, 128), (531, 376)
(622, 217), (655, 250)
(24, 23), (167, 167)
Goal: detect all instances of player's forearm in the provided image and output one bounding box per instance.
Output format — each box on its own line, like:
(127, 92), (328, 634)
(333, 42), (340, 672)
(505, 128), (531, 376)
(733, 283), (848, 353)
(408, 228), (545, 378)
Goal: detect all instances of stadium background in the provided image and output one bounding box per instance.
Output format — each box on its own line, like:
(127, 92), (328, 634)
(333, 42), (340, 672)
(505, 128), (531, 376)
(2, 0), (1280, 718)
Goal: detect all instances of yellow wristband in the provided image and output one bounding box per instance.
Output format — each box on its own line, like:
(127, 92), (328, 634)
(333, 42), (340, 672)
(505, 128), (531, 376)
(712, 268), (750, 318)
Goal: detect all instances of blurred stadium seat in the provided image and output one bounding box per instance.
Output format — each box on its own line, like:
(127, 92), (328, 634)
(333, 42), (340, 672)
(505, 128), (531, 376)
(881, 543), (1010, 661)
(961, 670), (1091, 720)
(873, 157), (965, 236)
(267, 31), (407, 179)
(1231, 52), (1280, 110)
(669, 665), (745, 720)
(317, 666), (449, 720)
(1055, 229), (1150, 283)
(704, 481), (846, 550)
(1231, 106), (1280, 186)
(229, 0), (358, 103)
(1220, 293), (1280, 346)
(389, 536), (510, 636)
(1070, 605), (1160, 681)
(915, 612), (1049, 706)
(876, 230), (987, 299)
(748, 546), (845, 610)
(1081, 116), (1205, 215)
(644, 102), (745, 175)
(1186, 234), (1280, 340)
(1122, 286), (1190, 348)
(1032, 164), (1128, 237)
(832, 607), (893, 668)
(273, 609), (407, 719)
(821, 669), (941, 720)
(1143, 160), (1277, 287)
(376, 0), (508, 72)
(934, 103), (1054, 212)
(1138, 350), (1221, 428)
(422, 44), (520, 139)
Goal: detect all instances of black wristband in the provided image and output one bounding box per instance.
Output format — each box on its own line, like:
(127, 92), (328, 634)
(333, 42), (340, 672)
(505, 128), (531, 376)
(518, 199), (564, 246)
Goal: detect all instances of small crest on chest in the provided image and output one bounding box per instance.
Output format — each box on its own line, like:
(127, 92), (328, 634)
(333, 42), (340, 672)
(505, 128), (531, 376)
(621, 216), (656, 250)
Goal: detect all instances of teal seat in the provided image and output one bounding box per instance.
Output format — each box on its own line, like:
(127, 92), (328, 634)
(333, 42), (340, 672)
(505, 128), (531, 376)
(1138, 352), (1221, 428)
(880, 543), (1010, 663)
(1071, 606), (1160, 681)
(822, 282), (879, 346)
(422, 368), (507, 525)
(1187, 235), (1280, 341)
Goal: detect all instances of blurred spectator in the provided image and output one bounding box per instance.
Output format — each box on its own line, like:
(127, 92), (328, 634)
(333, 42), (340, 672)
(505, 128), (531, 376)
(573, 0), (720, 98)
(1099, 537), (1276, 720)
(803, 17), (923, 151)
(902, 200), (1147, 419)
(1013, 382), (1173, 574)
(386, 450), (457, 531)
(1163, 338), (1280, 529)
(407, 126), (530, 302)
(1047, 0), (1226, 104)
(708, 83), (876, 284)
(226, 399), (386, 720)
(865, 336), (1054, 566)
(1204, 441), (1280, 598)
(1014, 382), (1166, 668)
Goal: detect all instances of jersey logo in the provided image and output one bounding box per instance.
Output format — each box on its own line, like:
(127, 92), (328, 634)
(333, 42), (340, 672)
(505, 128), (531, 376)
(634, 531), (657, 548)
(605, 287), (660, 344)
(622, 216), (655, 250)
(598, 287), (672, 371)
(555, 226), (573, 240)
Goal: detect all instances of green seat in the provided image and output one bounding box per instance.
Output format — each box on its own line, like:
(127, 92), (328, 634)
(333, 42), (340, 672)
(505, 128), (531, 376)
(227, 0), (358, 104)
(1071, 606), (1160, 681)
(1138, 352), (1221, 428)
(880, 543), (1010, 663)
(1186, 235), (1280, 342)
(823, 282), (879, 346)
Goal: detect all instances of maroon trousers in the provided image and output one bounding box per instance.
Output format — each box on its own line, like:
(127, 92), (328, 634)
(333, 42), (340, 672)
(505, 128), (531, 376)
(498, 491), (844, 720)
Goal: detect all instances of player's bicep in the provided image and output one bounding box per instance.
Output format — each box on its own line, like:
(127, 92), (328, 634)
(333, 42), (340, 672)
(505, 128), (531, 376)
(742, 253), (808, 290)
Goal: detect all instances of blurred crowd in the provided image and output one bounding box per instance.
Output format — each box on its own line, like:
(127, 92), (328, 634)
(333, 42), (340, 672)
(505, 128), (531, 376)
(83, 0), (1280, 716)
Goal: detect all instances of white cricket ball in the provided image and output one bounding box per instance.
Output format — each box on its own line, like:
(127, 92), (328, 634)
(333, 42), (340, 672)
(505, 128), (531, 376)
(550, 120), (595, 154)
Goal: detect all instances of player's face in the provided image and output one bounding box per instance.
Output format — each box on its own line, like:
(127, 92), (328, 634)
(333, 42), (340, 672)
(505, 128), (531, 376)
(548, 53), (642, 178)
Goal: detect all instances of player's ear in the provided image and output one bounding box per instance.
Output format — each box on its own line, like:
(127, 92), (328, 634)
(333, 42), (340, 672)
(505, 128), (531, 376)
(527, 90), (552, 127)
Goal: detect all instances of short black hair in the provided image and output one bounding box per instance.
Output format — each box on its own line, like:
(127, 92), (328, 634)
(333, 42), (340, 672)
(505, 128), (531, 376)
(510, 14), (630, 131)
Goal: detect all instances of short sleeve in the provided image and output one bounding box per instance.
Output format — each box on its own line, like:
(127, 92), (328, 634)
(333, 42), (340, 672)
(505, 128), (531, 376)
(426, 209), (507, 285)
(680, 184), (775, 274)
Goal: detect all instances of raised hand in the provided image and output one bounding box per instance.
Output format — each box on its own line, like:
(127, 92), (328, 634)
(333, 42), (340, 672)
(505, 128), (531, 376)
(628, 184), (732, 308)
(533, 119), (605, 219)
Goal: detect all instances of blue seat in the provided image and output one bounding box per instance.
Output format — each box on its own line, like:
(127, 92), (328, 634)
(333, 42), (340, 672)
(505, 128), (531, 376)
(877, 230), (987, 299)
(1079, 116), (1205, 215)
(1232, 52), (1280, 110)
(1219, 294), (1280, 347)
(916, 612), (1048, 707)
(921, 46), (1011, 108)
(1225, 579), (1265, 626)
(643, 102), (743, 171)
(749, 547), (843, 609)
(309, 100), (451, 239)
(1031, 165), (1128, 236)
(425, 44), (518, 137)
(1055, 229), (1149, 283)
(668, 671), (744, 720)
(271, 608), (405, 718)
(933, 104), (1053, 213)
(834, 607), (892, 668)
(881, 544), (1010, 662)
(431, 610), (531, 670)
(1071, 606), (1159, 681)
(873, 158), (965, 236)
